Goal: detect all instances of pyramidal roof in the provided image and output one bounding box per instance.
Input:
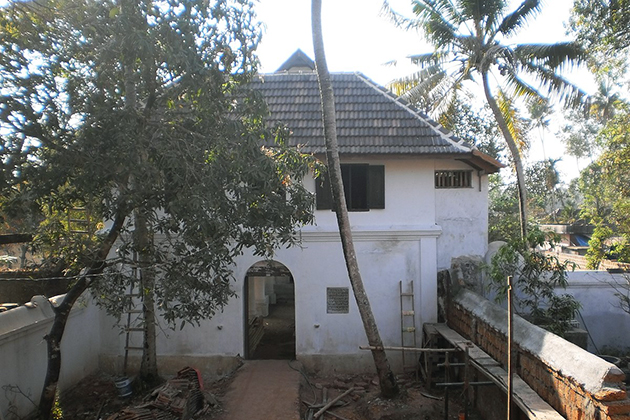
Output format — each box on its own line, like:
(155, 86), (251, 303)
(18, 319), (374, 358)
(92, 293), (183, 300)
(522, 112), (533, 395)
(276, 49), (315, 72)
(253, 50), (502, 173)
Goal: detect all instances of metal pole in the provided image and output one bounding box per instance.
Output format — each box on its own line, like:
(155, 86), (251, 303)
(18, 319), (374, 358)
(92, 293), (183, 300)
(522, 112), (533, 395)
(464, 346), (470, 420)
(507, 275), (514, 420)
(444, 351), (450, 420)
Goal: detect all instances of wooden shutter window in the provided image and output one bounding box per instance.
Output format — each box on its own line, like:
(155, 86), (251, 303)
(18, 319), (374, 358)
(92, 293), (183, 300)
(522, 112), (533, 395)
(367, 165), (385, 209)
(315, 164), (385, 211)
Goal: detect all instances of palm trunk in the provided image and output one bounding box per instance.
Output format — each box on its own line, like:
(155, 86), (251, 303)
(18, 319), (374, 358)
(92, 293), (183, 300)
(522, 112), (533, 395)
(311, 0), (398, 399)
(482, 71), (528, 238)
(39, 212), (126, 420)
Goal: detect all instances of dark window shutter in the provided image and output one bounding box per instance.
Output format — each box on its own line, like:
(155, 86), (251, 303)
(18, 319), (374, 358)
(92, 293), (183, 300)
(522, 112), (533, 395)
(315, 174), (332, 210)
(367, 165), (385, 209)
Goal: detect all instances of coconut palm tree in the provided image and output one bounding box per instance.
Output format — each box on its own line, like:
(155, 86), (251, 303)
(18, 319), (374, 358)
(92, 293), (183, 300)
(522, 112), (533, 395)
(385, 0), (588, 237)
(312, 0), (399, 399)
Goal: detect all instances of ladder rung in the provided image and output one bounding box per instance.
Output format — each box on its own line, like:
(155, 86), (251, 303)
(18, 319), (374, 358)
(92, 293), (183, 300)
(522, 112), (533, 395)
(126, 294), (142, 297)
(402, 310), (415, 316)
(125, 346), (144, 351)
(403, 327), (416, 333)
(125, 327), (144, 332)
(400, 293), (414, 297)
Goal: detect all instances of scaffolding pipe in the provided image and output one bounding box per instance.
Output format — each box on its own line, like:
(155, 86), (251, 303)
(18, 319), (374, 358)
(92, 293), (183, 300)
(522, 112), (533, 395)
(359, 345), (456, 352)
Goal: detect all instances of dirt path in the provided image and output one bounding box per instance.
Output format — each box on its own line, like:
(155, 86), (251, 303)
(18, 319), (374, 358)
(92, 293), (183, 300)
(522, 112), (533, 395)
(215, 360), (301, 420)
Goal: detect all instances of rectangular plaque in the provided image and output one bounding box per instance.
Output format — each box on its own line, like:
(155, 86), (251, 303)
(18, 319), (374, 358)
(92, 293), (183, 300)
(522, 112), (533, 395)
(327, 287), (349, 314)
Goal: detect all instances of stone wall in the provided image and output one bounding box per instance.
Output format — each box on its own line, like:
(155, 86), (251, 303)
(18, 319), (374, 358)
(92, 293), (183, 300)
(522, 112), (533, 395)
(446, 288), (630, 420)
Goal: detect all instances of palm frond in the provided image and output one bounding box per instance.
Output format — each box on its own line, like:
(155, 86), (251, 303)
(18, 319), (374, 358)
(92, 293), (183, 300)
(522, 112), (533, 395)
(381, 1), (428, 32)
(459, 0), (506, 29)
(497, 90), (528, 151)
(496, 0), (541, 37)
(515, 61), (588, 109)
(436, 81), (464, 130)
(513, 42), (587, 71)
(388, 66), (447, 109)
(409, 0), (460, 47)
(501, 70), (542, 101)
(408, 51), (451, 67)
(426, 72), (468, 118)
(412, 0), (459, 23)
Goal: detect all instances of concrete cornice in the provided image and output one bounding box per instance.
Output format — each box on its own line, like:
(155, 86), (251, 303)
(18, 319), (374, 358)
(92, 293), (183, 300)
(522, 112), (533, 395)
(299, 225), (442, 242)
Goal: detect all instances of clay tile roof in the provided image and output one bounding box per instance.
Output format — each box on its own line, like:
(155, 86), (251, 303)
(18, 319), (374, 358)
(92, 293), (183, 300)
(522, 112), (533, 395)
(252, 51), (503, 173)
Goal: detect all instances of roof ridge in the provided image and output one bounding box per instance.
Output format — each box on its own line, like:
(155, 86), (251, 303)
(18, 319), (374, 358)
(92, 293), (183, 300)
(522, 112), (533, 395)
(352, 72), (472, 153)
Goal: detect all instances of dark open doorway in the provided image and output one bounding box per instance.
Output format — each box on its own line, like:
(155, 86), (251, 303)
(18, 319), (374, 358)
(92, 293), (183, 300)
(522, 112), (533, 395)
(244, 261), (295, 360)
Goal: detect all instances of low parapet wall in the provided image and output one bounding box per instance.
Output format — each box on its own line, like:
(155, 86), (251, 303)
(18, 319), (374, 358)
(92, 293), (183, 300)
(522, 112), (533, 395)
(447, 288), (630, 420)
(0, 294), (101, 420)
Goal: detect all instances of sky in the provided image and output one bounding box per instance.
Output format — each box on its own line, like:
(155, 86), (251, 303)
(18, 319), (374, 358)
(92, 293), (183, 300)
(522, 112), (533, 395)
(254, 0), (595, 182)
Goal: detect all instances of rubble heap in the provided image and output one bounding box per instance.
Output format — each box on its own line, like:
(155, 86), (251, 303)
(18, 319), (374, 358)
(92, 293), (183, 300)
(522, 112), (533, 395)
(107, 367), (213, 420)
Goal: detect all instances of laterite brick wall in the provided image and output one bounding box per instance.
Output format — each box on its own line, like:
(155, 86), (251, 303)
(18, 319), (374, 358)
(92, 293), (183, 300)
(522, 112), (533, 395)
(447, 288), (630, 420)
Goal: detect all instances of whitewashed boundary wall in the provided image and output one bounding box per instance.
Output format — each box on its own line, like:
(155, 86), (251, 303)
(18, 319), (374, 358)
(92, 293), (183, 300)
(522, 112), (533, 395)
(0, 294), (101, 420)
(564, 271), (630, 354)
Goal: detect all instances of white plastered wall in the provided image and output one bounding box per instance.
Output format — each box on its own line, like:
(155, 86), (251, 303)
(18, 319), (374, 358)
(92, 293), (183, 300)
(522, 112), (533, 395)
(98, 156), (491, 375)
(434, 160), (490, 270)
(0, 295), (101, 420)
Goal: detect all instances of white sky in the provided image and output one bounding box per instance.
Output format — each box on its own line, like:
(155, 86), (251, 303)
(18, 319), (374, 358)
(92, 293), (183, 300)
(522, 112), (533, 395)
(254, 0), (596, 182)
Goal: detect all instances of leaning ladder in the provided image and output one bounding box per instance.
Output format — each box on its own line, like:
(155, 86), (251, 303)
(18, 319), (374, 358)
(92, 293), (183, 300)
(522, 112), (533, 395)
(399, 280), (418, 377)
(123, 253), (144, 376)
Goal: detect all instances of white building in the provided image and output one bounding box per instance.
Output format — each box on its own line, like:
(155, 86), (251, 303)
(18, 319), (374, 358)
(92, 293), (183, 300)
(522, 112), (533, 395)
(96, 50), (503, 375)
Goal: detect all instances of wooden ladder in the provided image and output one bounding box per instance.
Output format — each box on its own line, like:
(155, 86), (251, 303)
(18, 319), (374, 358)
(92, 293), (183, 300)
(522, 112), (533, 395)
(399, 280), (418, 377)
(67, 207), (92, 235)
(123, 253), (144, 376)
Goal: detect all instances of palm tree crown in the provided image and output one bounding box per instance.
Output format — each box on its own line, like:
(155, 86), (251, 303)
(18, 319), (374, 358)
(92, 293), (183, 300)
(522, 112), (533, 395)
(386, 0), (588, 237)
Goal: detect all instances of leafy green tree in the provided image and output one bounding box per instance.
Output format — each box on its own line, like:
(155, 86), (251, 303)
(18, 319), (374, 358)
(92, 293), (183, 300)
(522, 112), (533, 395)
(525, 158), (561, 221)
(488, 228), (580, 336)
(0, 0), (314, 417)
(576, 106), (630, 268)
(440, 100), (505, 161)
(488, 174), (520, 242)
(586, 225), (613, 269)
(569, 0), (630, 56)
(569, 0), (629, 92)
(385, 0), (587, 237)
(559, 109), (601, 173)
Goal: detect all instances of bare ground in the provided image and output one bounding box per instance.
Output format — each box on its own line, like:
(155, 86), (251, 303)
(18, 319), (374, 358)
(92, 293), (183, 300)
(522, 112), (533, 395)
(55, 368), (467, 420)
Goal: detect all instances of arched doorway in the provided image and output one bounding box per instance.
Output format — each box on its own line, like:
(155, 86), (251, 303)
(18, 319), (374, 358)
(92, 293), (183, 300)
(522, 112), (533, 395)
(244, 260), (295, 360)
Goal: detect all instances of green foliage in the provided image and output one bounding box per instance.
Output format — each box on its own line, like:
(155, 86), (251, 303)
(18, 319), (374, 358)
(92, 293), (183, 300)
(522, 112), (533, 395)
(524, 159), (561, 221)
(576, 107), (630, 268)
(559, 109), (602, 162)
(488, 174), (520, 242)
(0, 0), (315, 328)
(569, 0), (630, 58)
(439, 101), (505, 161)
(586, 225), (613, 269)
(488, 158), (578, 241)
(488, 228), (580, 336)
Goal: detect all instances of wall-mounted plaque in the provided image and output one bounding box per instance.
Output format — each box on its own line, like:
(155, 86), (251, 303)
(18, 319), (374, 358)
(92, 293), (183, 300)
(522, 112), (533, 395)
(327, 287), (349, 314)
